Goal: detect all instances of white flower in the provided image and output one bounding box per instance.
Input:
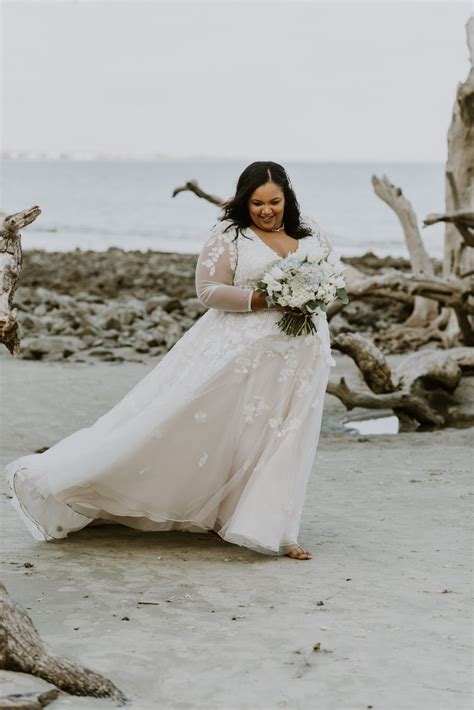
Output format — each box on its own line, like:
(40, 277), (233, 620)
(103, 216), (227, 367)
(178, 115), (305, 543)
(194, 410), (207, 424)
(326, 251), (341, 266)
(198, 452), (208, 467)
(269, 265), (285, 279)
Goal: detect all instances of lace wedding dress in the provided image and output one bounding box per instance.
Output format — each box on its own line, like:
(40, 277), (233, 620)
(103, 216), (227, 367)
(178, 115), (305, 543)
(4, 218), (337, 556)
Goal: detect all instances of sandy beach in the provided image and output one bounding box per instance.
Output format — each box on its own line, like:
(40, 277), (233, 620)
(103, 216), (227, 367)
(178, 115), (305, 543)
(3, 0), (472, 706)
(1, 345), (471, 709)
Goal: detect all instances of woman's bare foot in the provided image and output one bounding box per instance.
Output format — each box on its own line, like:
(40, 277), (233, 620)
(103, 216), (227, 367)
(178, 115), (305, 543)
(285, 544), (312, 560)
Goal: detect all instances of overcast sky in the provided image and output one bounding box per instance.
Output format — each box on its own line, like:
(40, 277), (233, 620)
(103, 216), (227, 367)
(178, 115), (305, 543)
(2, 0), (471, 161)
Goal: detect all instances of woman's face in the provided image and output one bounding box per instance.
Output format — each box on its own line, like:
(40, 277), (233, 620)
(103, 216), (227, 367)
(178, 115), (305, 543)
(247, 182), (285, 230)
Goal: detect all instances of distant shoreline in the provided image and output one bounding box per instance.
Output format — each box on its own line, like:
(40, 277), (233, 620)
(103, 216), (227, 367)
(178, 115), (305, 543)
(1, 153), (444, 165)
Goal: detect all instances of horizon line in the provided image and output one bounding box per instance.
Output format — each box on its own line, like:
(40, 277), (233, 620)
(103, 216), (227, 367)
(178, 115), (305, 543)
(2, 151), (445, 165)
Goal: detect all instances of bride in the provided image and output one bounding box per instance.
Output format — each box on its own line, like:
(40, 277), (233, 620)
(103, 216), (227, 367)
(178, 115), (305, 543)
(4, 161), (339, 561)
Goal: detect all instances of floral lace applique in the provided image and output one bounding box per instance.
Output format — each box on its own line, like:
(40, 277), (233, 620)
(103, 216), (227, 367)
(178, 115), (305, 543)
(278, 345), (299, 382)
(194, 410), (207, 424)
(268, 415), (302, 439)
(234, 349), (264, 375)
(200, 225), (238, 276)
(243, 395), (271, 423)
(198, 452), (208, 468)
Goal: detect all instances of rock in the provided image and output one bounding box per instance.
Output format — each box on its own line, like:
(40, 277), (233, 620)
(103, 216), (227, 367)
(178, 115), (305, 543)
(163, 298), (184, 314)
(145, 296), (173, 314)
(102, 316), (122, 331)
(119, 309), (136, 326)
(149, 308), (176, 328)
(102, 329), (120, 341)
(183, 297), (207, 319)
(0, 671), (59, 709)
(86, 348), (120, 362)
(109, 346), (147, 363)
(17, 313), (43, 333)
(18, 336), (85, 361)
(165, 324), (185, 349)
(33, 303), (48, 316)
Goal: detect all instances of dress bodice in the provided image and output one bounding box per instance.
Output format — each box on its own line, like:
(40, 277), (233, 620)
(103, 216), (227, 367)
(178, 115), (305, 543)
(194, 218), (332, 314)
(233, 226), (327, 291)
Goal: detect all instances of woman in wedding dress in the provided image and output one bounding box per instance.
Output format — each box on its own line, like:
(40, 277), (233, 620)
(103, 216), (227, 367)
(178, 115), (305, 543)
(4, 161), (338, 561)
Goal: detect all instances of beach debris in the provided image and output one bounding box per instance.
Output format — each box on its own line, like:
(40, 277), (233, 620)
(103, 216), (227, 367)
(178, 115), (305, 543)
(0, 206), (41, 355)
(327, 332), (474, 429)
(0, 580), (127, 704)
(0, 687), (60, 709)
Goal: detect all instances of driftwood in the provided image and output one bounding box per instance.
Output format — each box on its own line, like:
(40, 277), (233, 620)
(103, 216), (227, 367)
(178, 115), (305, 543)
(417, 18), (474, 347)
(424, 208), (474, 249)
(439, 18), (474, 281)
(328, 332), (474, 429)
(0, 581), (127, 704)
(0, 207), (41, 354)
(172, 179), (223, 205)
(371, 174), (438, 327)
(0, 686), (60, 709)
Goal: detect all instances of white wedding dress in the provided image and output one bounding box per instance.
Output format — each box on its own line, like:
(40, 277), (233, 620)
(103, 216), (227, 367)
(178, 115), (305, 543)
(4, 218), (337, 556)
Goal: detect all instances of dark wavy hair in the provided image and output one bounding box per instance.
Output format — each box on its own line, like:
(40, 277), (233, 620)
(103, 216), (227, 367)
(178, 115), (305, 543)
(218, 161), (313, 241)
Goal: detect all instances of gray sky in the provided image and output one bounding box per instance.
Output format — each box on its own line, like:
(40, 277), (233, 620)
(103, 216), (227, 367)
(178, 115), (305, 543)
(2, 0), (471, 161)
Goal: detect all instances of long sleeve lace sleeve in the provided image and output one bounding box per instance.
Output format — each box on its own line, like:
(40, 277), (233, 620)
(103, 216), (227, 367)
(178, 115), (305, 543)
(195, 222), (254, 312)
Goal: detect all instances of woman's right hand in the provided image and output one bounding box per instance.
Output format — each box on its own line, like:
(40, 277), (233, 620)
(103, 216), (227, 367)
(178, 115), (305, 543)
(251, 291), (300, 315)
(250, 291), (269, 311)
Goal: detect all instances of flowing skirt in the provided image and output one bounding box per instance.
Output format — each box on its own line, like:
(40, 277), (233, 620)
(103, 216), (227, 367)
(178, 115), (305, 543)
(4, 307), (336, 555)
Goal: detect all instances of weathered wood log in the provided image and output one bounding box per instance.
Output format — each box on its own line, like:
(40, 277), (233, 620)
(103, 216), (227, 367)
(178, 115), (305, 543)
(338, 268), (474, 347)
(172, 179), (223, 205)
(0, 207), (41, 354)
(424, 209), (474, 229)
(424, 208), (474, 250)
(443, 18), (474, 281)
(0, 687), (60, 709)
(0, 581), (127, 704)
(394, 350), (462, 391)
(371, 174), (439, 326)
(331, 332), (397, 394)
(327, 376), (445, 426)
(327, 332), (474, 428)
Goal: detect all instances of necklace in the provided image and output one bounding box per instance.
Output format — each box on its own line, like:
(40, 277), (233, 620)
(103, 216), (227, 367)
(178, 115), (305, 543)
(253, 221), (285, 233)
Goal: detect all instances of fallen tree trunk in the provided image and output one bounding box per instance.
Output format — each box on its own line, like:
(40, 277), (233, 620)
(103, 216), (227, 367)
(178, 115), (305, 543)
(371, 174), (439, 327)
(328, 332), (474, 429)
(0, 207), (41, 354)
(0, 581), (127, 704)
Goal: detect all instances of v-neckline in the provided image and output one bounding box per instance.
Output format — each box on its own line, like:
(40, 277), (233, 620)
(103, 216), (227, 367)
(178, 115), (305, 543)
(244, 227), (302, 260)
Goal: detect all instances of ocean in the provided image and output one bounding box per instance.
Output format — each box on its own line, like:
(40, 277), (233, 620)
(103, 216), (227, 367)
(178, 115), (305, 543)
(1, 159), (446, 258)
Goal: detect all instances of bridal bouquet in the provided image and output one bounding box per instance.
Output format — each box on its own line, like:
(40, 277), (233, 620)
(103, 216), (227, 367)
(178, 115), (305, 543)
(255, 248), (349, 337)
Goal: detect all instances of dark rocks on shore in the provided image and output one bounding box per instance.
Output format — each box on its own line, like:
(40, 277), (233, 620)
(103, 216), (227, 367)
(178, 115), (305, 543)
(10, 248), (434, 363)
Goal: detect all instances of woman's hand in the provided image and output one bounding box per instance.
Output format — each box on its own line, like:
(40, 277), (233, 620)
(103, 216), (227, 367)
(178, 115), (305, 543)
(251, 291), (300, 315)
